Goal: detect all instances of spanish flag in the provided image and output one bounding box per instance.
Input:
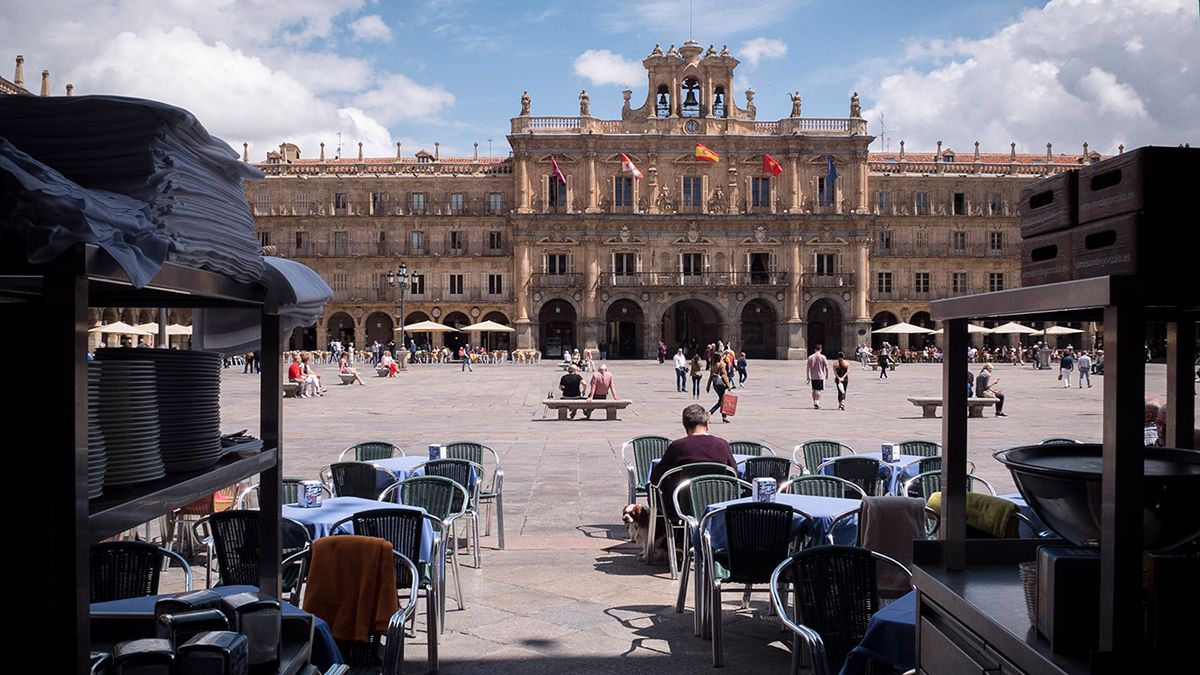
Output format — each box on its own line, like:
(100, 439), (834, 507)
(763, 153), (783, 177)
(695, 144), (719, 163)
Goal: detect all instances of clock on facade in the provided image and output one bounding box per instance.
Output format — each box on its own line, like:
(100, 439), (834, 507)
(684, 119), (701, 135)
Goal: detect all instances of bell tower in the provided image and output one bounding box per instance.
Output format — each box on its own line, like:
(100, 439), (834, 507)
(625, 41), (748, 121)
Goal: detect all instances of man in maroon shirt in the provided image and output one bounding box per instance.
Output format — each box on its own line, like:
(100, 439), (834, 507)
(648, 404), (738, 519)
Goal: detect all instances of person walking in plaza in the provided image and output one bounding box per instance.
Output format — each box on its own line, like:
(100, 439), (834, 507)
(707, 360), (732, 422)
(689, 354), (704, 399)
(673, 347), (688, 392)
(460, 344), (473, 372)
(833, 351), (850, 411)
(877, 342), (890, 380)
(806, 344), (829, 409)
(735, 352), (748, 386)
(975, 363), (1007, 416)
(657, 341), (668, 364)
(1078, 351), (1093, 388)
(584, 363), (618, 419)
(1059, 347), (1075, 388)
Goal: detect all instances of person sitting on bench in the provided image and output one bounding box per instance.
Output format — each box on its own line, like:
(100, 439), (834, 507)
(585, 363), (619, 419)
(975, 363), (1007, 417)
(559, 365), (586, 419)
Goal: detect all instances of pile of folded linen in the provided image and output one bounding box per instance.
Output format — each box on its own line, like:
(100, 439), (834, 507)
(0, 94), (264, 283)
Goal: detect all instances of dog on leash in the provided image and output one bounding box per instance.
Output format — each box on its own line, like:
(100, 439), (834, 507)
(623, 504), (668, 562)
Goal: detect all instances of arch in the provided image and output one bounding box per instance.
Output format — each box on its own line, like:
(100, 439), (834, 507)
(443, 311), (471, 352)
(712, 85), (727, 118)
(290, 325), (317, 351)
(538, 298), (577, 358)
(655, 84), (671, 118)
(137, 309), (155, 325)
(120, 308), (137, 324)
(364, 311), (394, 346)
(605, 298), (645, 359)
(101, 308), (119, 324)
(480, 311), (512, 352)
(908, 311), (935, 349)
(871, 311), (900, 350)
(740, 298), (776, 359)
(680, 76), (701, 117)
(326, 311), (356, 346)
(660, 297), (723, 356)
(807, 298), (844, 355)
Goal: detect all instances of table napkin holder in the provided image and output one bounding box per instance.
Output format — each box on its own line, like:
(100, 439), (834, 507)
(177, 630), (249, 675)
(297, 480), (323, 508)
(112, 638), (174, 675)
(90, 651), (112, 675)
(218, 592), (280, 667)
(881, 443), (895, 464)
(753, 477), (776, 503)
(156, 608), (229, 649)
(154, 590), (223, 621)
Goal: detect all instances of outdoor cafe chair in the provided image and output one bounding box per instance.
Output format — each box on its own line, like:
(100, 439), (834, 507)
(896, 439), (940, 458)
(739, 456), (798, 484)
(191, 510), (311, 592)
(321, 462), (398, 500)
(901, 456), (977, 477)
(825, 506), (942, 546)
(794, 440), (856, 475)
(443, 441), (506, 550)
(903, 470), (996, 500)
(769, 546), (911, 675)
(647, 462), (738, 579)
(815, 457), (884, 497)
(339, 440), (406, 462)
(780, 475), (867, 500)
(89, 541), (192, 602)
(671, 475), (752, 636)
(621, 435), (670, 504)
(700, 501), (810, 667)
(729, 440), (776, 457)
(410, 458), (485, 569)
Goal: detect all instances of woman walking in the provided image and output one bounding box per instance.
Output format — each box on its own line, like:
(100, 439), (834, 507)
(833, 351), (850, 411)
(689, 354), (704, 399)
(877, 343), (890, 380)
(707, 360), (732, 423)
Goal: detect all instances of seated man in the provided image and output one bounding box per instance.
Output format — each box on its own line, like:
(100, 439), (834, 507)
(647, 404), (738, 523)
(558, 365), (586, 419)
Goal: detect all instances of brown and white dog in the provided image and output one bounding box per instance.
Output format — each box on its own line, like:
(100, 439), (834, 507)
(622, 504), (667, 562)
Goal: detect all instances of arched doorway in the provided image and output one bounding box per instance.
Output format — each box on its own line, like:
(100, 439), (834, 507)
(327, 312), (355, 347)
(481, 311), (512, 352)
(908, 311), (935, 349)
(443, 312), (470, 353)
(538, 299), (577, 358)
(740, 299), (777, 359)
(806, 299), (843, 355)
(661, 298), (722, 356)
(871, 311), (899, 349)
(364, 311), (393, 347)
(605, 299), (645, 359)
(403, 311), (431, 351)
(289, 325), (317, 351)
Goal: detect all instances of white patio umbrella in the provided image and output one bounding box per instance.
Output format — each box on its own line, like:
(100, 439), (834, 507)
(399, 320), (460, 332)
(990, 321), (1041, 335)
(930, 324), (993, 335)
(165, 323), (192, 336)
(89, 321), (155, 336)
(1036, 325), (1084, 336)
(871, 321), (935, 335)
(461, 320), (515, 333)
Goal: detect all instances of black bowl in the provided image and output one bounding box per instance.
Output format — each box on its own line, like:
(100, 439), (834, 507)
(994, 444), (1200, 551)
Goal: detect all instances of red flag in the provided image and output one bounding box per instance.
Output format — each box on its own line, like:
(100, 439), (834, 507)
(763, 154), (783, 177)
(550, 155), (566, 184)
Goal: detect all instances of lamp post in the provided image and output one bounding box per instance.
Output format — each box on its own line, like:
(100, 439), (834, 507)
(387, 263), (409, 370)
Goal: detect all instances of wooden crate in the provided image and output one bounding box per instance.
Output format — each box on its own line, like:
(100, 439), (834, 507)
(1020, 230), (1074, 286)
(1070, 211), (1190, 280)
(1078, 146), (1197, 224)
(1019, 170), (1077, 238)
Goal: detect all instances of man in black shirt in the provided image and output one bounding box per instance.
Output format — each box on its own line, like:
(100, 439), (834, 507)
(648, 405), (738, 520)
(559, 365), (585, 418)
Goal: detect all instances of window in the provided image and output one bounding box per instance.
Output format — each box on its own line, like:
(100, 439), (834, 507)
(915, 230), (930, 247)
(254, 195), (271, 215)
(988, 192), (1003, 215)
(330, 272), (348, 292)
(371, 191), (386, 215)
(915, 192), (930, 216)
(293, 193), (310, 215)
(488, 231), (503, 251)
(449, 193), (465, 214)
(449, 274), (465, 296)
(487, 274), (503, 295)
(680, 253), (705, 276)
(818, 176), (836, 207)
(614, 176), (633, 207)
(377, 231), (387, 255)
(547, 176), (567, 210)
(944, 153), (956, 163)
(612, 252), (636, 276)
(332, 231), (349, 255)
(953, 192), (966, 215)
(410, 192), (427, 214)
(449, 231), (464, 252)
(988, 273), (1005, 293)
(545, 253), (569, 275)
(258, 231), (271, 247)
(410, 230), (426, 254)
(914, 272), (930, 294)
(952, 272), (969, 295)
(876, 272), (893, 294)
(683, 176), (703, 207)
(410, 274), (426, 295)
(952, 231), (967, 250)
(989, 232), (1004, 251)
(814, 253), (836, 275)
(294, 231), (309, 252)
(487, 192), (503, 214)
(877, 230), (892, 250)
(334, 192), (348, 210)
(751, 177), (770, 208)
(877, 191), (892, 213)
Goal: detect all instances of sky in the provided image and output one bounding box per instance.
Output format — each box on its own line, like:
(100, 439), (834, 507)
(2, 0), (1196, 161)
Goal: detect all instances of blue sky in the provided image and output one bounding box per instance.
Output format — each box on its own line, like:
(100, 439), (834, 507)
(3, 0), (1196, 158)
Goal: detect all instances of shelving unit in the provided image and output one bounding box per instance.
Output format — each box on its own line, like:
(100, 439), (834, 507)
(915, 275), (1197, 673)
(0, 242), (293, 673)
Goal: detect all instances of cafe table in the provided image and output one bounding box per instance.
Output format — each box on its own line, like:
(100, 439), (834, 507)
(701, 493), (862, 551)
(839, 590), (917, 675)
(820, 452), (927, 495)
(283, 496), (434, 563)
(647, 454), (757, 485)
(371, 456), (479, 489)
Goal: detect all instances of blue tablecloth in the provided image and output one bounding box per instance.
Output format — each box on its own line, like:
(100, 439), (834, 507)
(90, 585), (342, 670)
(820, 453), (927, 495)
(840, 590), (916, 675)
(283, 497), (434, 563)
(647, 453), (756, 486)
(372, 456), (478, 490)
(701, 493), (861, 551)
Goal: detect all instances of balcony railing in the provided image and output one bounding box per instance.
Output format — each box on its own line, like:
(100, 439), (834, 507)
(598, 271), (791, 287)
(872, 244), (1018, 258)
(802, 273), (855, 288)
(273, 239), (513, 258)
(330, 286), (509, 303)
(531, 273), (582, 288)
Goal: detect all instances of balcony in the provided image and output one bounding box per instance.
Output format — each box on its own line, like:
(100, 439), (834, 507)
(598, 271), (791, 288)
(873, 244), (1019, 258)
(531, 273), (582, 288)
(802, 273), (855, 289)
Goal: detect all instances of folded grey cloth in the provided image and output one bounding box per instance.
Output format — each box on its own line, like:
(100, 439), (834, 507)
(859, 495), (924, 595)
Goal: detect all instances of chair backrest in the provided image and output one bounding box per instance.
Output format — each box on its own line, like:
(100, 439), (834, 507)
(413, 459), (482, 505)
(784, 475), (867, 499)
(339, 441), (403, 462)
(335, 508), (437, 589)
(904, 471), (996, 500)
(89, 541), (190, 602)
(443, 441), (501, 491)
(740, 456), (794, 483)
(913, 457), (941, 475)
(896, 440), (941, 458)
(391, 475), (469, 522)
(195, 510), (312, 587)
(237, 477), (315, 509)
(328, 462), (397, 499)
(1039, 437), (1082, 445)
(796, 440), (854, 473)
(817, 457), (883, 496)
(707, 502), (802, 584)
(654, 462), (739, 522)
(622, 436), (670, 488)
(674, 476), (752, 524)
(730, 440), (773, 457)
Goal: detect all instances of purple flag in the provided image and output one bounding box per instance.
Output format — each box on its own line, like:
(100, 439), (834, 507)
(550, 155), (567, 184)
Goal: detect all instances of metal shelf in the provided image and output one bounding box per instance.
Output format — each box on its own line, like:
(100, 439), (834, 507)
(931, 275), (1200, 322)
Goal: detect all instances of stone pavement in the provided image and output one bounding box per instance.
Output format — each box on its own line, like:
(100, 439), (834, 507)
(206, 358), (1169, 673)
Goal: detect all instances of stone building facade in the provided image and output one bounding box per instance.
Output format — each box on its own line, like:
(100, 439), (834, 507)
(246, 40), (1101, 358)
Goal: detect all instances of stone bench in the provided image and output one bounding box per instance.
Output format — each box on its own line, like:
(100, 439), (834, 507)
(338, 373), (358, 385)
(907, 397), (998, 418)
(282, 382), (301, 398)
(543, 398), (631, 421)
(869, 362), (897, 371)
(376, 367), (391, 377)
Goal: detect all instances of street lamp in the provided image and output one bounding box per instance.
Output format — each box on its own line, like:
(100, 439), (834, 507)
(387, 263), (409, 368)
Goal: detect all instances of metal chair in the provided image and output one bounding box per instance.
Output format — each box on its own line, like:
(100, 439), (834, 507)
(816, 457), (884, 497)
(646, 462), (738, 579)
(1039, 437), (1083, 444)
(338, 440), (405, 462)
(321, 462), (398, 500)
(825, 506), (942, 545)
(739, 456), (797, 484)
(671, 475), (752, 636)
(700, 501), (810, 666)
(729, 440), (776, 457)
(896, 439), (940, 458)
(780, 475), (867, 499)
(900, 455), (976, 478)
(794, 440), (855, 474)
(411, 458), (485, 569)
(191, 510), (311, 592)
(903, 470), (997, 500)
(89, 541), (192, 602)
(620, 435), (670, 504)
(443, 441), (505, 550)
(770, 546), (912, 675)
(234, 478), (327, 509)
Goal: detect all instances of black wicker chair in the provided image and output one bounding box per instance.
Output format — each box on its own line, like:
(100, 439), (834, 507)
(620, 435), (670, 504)
(235, 478), (328, 509)
(781, 475), (867, 499)
(896, 439), (940, 458)
(443, 441), (505, 550)
(794, 440), (855, 474)
(191, 511), (311, 592)
(410, 458), (485, 569)
(816, 457), (884, 496)
(381, 476), (469, 625)
(1039, 437), (1083, 444)
(322, 462), (398, 499)
(89, 541), (192, 602)
(739, 456), (796, 484)
(770, 546), (911, 675)
(646, 462), (738, 579)
(903, 470), (996, 500)
(671, 475), (753, 635)
(338, 440), (405, 462)
(729, 440), (775, 457)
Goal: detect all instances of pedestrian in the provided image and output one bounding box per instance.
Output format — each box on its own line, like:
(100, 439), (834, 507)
(460, 344), (473, 372)
(1059, 347), (1075, 388)
(877, 343), (890, 380)
(689, 354), (704, 399)
(585, 363), (618, 419)
(657, 341), (668, 364)
(707, 360), (732, 423)
(735, 352), (748, 386)
(673, 347), (688, 392)
(806, 344), (829, 410)
(833, 351), (850, 411)
(252, 350), (261, 373)
(1078, 351), (1093, 388)
(975, 363), (1008, 416)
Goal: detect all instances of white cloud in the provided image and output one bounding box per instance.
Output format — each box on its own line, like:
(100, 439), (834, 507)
(573, 49), (643, 87)
(355, 74), (457, 125)
(350, 14), (391, 41)
(739, 38), (787, 68)
(857, 0), (1200, 154)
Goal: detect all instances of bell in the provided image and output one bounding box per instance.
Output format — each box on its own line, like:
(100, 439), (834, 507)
(713, 91), (724, 107)
(657, 92), (668, 107)
(682, 87), (699, 107)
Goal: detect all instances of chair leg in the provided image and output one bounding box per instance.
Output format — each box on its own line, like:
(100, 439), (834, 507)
(426, 588), (439, 673)
(644, 501), (657, 565)
(741, 586), (752, 610)
(471, 512), (482, 569)
(711, 581), (724, 667)
(675, 542), (691, 613)
(494, 494), (505, 550)
(451, 544), (465, 611)
(667, 525), (679, 580)
(483, 500), (492, 537)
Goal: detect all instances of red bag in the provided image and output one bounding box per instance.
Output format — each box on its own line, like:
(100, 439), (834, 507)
(721, 391), (739, 416)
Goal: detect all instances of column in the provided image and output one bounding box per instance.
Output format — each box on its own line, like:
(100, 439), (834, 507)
(785, 236), (806, 359)
(788, 153), (800, 211)
(857, 149), (869, 212)
(585, 151), (600, 213)
(516, 153), (531, 213)
(853, 239), (869, 321)
(581, 237), (601, 351)
(514, 240), (533, 348)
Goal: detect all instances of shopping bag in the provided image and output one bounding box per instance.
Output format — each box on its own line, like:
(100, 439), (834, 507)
(721, 391), (739, 416)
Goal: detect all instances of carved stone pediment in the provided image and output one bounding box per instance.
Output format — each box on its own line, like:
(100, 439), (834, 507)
(603, 153), (641, 163)
(605, 225), (645, 245)
(673, 223), (713, 245)
(740, 226), (780, 245)
(538, 154), (578, 163)
(808, 227), (850, 245)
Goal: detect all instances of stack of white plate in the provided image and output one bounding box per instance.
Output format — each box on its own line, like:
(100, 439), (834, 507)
(94, 360), (165, 486)
(96, 349), (223, 473)
(87, 363), (106, 498)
